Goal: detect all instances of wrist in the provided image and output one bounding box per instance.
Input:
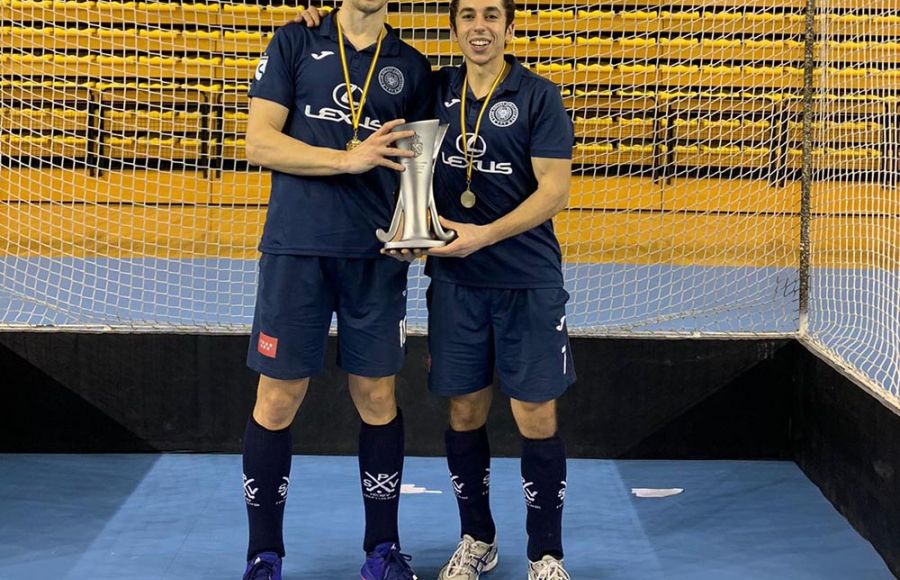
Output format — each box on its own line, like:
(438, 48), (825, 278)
(482, 223), (502, 247)
(330, 148), (349, 174)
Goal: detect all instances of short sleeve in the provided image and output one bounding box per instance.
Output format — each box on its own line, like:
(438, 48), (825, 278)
(529, 82), (574, 159)
(248, 24), (303, 108)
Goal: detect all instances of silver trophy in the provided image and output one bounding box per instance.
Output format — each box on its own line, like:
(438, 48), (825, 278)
(376, 119), (456, 249)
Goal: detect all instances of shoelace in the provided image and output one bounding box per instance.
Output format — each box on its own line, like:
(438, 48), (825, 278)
(533, 559), (570, 580)
(444, 537), (485, 575)
(382, 547), (416, 580)
(245, 559), (275, 580)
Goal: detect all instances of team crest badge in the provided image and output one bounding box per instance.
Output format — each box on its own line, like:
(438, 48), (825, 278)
(379, 66), (404, 95)
(489, 101), (518, 127)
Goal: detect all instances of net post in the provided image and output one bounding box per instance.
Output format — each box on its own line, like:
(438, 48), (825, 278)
(799, 0), (817, 338)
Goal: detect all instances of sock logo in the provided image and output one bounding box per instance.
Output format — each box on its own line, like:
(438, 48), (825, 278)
(450, 474), (467, 499)
(243, 474), (259, 506)
(276, 476), (290, 505)
(557, 480), (567, 507)
(522, 478), (539, 509)
(483, 468), (491, 495)
(363, 471), (400, 500)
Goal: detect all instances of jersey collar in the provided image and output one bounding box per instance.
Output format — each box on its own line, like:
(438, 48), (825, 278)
(318, 10), (401, 56)
(450, 54), (525, 100)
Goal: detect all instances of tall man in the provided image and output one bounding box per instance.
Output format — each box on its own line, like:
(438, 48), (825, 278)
(426, 0), (576, 578)
(241, 0), (432, 578)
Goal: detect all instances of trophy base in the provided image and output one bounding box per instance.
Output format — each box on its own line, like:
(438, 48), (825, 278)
(383, 238), (452, 250)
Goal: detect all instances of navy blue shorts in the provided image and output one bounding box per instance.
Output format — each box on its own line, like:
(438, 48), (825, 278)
(247, 254), (409, 380)
(427, 280), (576, 402)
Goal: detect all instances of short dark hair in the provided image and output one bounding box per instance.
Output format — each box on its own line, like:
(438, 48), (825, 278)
(449, 0), (516, 33)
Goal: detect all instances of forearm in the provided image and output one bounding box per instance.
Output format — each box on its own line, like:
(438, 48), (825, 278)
(485, 188), (568, 245)
(246, 128), (348, 176)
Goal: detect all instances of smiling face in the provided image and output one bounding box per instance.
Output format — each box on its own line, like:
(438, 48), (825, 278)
(450, 0), (515, 68)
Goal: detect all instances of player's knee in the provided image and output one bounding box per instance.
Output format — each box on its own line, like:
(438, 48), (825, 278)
(254, 397), (300, 430)
(518, 420), (557, 440)
(362, 388), (395, 411)
(449, 396), (489, 431)
(351, 383), (397, 424)
(511, 399), (558, 439)
(254, 377), (308, 429)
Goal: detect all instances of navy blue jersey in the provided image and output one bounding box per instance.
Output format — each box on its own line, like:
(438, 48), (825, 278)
(248, 13), (433, 257)
(426, 55), (574, 288)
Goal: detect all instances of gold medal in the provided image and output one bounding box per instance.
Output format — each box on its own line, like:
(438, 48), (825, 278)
(336, 12), (384, 153)
(459, 62), (508, 210)
(460, 189), (476, 208)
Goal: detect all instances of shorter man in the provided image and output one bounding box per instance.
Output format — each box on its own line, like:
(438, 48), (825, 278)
(425, 0), (576, 577)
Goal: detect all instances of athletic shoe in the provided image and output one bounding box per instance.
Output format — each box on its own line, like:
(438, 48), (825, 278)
(361, 542), (418, 580)
(527, 555), (570, 580)
(243, 552), (282, 580)
(437, 534), (499, 579)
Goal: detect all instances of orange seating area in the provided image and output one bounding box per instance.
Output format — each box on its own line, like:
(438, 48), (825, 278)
(1, 0), (899, 265)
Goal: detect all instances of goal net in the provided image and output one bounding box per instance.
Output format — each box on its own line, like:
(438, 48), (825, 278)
(0, 0), (897, 401)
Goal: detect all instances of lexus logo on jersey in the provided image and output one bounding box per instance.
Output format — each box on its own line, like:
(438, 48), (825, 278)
(455, 134), (487, 158)
(257, 331), (278, 358)
(332, 84), (364, 110)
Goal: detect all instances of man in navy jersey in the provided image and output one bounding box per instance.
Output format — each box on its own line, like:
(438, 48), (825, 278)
(425, 0), (575, 578)
(293, 0), (574, 577)
(241, 0), (432, 578)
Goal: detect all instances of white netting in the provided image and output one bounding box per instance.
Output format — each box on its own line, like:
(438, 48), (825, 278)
(805, 0), (900, 402)
(0, 1), (897, 400)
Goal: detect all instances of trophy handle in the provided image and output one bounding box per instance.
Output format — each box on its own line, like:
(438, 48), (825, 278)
(429, 195), (456, 241)
(428, 123), (456, 242)
(432, 124), (450, 164)
(376, 192), (405, 243)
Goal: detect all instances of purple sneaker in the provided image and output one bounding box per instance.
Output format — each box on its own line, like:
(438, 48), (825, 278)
(243, 552), (282, 580)
(361, 542), (418, 580)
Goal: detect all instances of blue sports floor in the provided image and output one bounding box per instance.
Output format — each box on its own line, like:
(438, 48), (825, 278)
(0, 455), (892, 579)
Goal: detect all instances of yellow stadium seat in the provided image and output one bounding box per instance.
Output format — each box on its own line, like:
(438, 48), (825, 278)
(0, 134), (88, 158)
(103, 110), (203, 134)
(3, 107), (89, 132)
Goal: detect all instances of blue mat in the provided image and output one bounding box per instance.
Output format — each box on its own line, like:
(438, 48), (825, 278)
(0, 455), (890, 579)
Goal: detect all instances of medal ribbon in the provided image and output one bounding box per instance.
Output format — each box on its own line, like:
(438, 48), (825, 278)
(336, 12), (385, 145)
(459, 61), (508, 190)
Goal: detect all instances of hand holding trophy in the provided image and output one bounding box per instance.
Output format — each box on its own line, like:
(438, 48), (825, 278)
(376, 119), (456, 258)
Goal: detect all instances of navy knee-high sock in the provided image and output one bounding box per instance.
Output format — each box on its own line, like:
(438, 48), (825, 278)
(359, 410), (405, 552)
(243, 416), (293, 560)
(446, 425), (496, 543)
(521, 435), (567, 562)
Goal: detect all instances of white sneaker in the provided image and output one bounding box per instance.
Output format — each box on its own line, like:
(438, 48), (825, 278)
(527, 555), (570, 580)
(437, 534), (499, 579)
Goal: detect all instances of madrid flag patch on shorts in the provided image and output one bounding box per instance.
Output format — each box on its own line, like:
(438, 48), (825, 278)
(257, 331), (278, 359)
